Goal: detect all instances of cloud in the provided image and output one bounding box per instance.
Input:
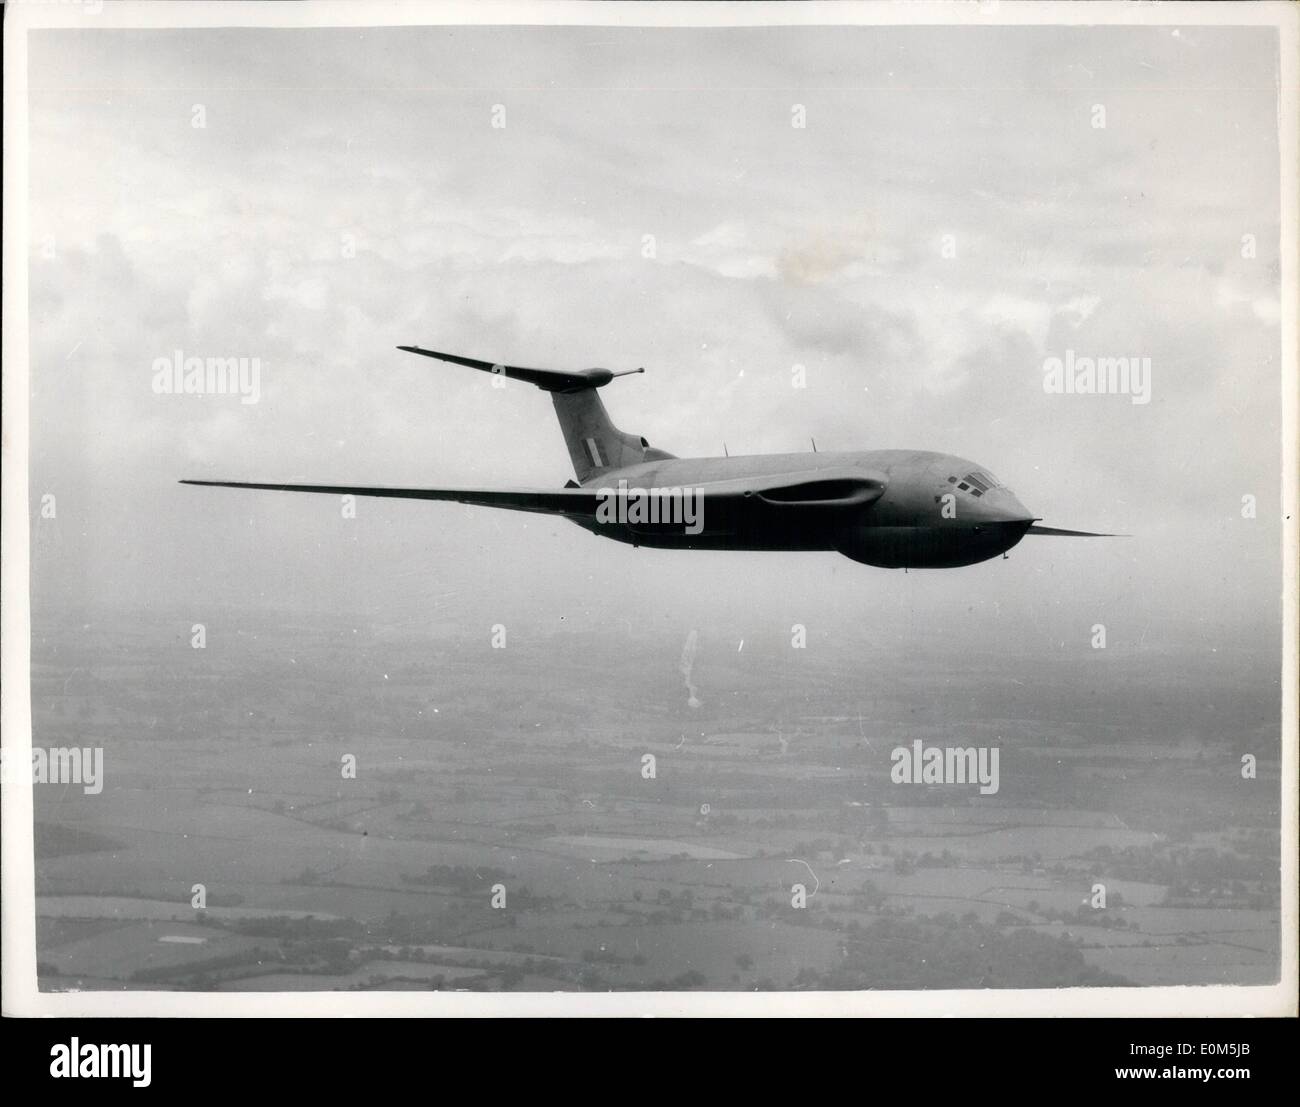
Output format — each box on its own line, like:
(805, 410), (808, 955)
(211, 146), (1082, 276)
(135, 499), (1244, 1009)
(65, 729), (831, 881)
(22, 23), (1283, 642)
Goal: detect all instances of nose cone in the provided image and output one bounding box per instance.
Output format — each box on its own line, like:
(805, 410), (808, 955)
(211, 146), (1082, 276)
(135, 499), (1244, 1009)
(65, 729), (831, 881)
(963, 487), (1036, 556)
(979, 487), (1034, 525)
(955, 482), (1029, 522)
(967, 488), (1036, 562)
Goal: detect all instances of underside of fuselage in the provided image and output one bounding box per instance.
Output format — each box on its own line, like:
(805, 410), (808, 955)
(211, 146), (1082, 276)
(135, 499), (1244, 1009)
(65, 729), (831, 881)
(571, 517), (1034, 568)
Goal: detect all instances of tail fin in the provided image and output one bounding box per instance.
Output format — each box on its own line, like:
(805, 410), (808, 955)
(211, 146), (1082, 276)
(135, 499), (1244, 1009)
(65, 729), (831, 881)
(398, 345), (674, 483)
(551, 389), (655, 482)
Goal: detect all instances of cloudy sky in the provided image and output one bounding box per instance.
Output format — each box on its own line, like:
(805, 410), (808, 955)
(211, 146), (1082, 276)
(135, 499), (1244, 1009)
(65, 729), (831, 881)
(25, 20), (1283, 667)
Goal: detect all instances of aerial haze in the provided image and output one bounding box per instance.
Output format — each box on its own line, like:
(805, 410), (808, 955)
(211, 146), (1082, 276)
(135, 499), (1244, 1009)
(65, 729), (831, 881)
(24, 21), (1284, 993)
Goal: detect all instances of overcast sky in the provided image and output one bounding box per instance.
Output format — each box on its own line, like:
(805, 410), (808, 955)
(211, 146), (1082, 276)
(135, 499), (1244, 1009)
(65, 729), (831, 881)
(26, 22), (1283, 669)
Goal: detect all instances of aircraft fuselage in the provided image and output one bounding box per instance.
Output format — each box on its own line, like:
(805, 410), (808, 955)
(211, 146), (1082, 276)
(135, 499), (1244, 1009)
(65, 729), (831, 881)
(184, 347), (1116, 569)
(570, 449), (1036, 569)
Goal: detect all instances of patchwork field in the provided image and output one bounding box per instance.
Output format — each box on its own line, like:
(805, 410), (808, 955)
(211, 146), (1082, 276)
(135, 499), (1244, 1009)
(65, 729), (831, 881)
(28, 606), (1283, 991)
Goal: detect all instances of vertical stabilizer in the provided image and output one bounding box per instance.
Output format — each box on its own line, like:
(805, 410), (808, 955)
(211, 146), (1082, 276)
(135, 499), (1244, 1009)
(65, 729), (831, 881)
(552, 390), (652, 483)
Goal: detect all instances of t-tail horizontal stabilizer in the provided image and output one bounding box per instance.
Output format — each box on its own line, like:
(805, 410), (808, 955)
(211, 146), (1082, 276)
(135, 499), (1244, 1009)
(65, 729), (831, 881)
(397, 345), (661, 482)
(397, 346), (643, 393)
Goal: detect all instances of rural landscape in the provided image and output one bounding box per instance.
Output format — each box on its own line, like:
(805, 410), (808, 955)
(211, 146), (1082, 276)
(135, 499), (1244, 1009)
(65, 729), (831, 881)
(31, 599), (1281, 992)
(21, 15), (1285, 999)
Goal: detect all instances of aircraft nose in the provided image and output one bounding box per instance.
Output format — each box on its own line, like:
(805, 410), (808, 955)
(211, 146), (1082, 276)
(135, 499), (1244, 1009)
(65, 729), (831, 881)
(980, 487), (1035, 525)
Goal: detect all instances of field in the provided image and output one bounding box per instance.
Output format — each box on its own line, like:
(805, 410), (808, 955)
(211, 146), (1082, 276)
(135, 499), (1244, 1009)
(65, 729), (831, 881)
(29, 604), (1282, 991)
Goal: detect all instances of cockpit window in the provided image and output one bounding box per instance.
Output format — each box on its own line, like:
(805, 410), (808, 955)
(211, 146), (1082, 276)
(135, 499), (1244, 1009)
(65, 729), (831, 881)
(948, 471), (1004, 498)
